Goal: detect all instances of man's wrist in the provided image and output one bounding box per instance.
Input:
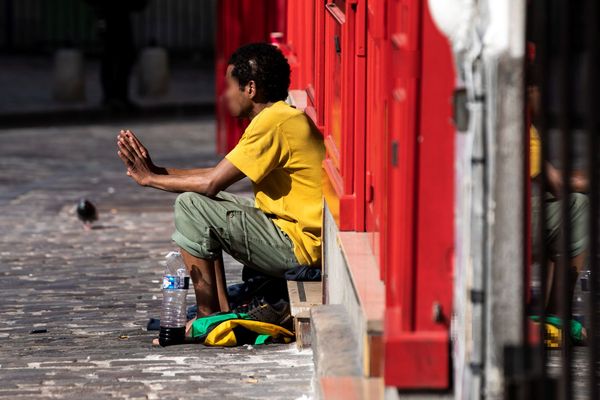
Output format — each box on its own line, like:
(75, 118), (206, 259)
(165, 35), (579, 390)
(150, 164), (167, 175)
(142, 173), (158, 187)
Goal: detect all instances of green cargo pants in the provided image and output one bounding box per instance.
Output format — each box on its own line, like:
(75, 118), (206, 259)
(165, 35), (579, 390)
(531, 192), (589, 259)
(171, 191), (300, 277)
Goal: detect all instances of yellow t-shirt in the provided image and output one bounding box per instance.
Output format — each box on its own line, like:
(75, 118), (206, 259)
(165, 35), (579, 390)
(225, 100), (325, 266)
(530, 125), (541, 178)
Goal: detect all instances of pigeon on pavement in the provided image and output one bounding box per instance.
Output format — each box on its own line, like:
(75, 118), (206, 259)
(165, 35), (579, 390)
(76, 198), (98, 229)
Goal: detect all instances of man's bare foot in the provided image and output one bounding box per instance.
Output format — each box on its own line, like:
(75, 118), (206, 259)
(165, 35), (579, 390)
(581, 326), (588, 345)
(186, 317), (197, 337)
(151, 317), (198, 346)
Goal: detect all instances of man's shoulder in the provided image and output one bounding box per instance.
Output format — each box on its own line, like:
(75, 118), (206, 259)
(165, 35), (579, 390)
(264, 101), (303, 124)
(245, 102), (304, 136)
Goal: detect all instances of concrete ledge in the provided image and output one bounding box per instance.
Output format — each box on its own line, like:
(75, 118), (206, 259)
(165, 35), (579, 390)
(310, 305), (362, 378)
(337, 231), (385, 334)
(320, 376), (384, 400)
(322, 203), (385, 377)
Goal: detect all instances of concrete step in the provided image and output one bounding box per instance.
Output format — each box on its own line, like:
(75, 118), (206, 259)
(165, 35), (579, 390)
(322, 204), (385, 378)
(310, 304), (362, 377)
(320, 376), (384, 400)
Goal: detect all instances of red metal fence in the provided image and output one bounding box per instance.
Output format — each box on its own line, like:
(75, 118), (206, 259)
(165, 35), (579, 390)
(217, 0), (456, 390)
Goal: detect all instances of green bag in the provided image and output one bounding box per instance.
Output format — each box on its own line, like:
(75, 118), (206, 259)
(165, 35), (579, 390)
(529, 315), (585, 343)
(190, 312), (294, 346)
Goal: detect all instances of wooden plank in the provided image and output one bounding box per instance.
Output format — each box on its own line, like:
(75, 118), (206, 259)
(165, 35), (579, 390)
(294, 317), (312, 350)
(287, 281), (323, 317)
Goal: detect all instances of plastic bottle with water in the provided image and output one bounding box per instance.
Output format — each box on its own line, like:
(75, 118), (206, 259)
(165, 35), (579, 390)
(159, 251), (190, 346)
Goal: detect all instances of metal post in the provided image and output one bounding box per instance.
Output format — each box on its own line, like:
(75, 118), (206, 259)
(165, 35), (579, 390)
(532, 0), (551, 398)
(483, 1), (528, 396)
(556, 0), (574, 397)
(4, 0), (14, 51)
(585, 0), (600, 397)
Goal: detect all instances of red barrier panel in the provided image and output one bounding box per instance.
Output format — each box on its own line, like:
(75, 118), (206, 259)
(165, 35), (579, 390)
(215, 0), (286, 155)
(320, 0), (367, 231)
(383, 0), (455, 389)
(286, 0), (455, 388)
(365, 0), (389, 267)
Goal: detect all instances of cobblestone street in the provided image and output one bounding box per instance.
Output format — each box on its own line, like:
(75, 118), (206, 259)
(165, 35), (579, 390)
(0, 118), (314, 399)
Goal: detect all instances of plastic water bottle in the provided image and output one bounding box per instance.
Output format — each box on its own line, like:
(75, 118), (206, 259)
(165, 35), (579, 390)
(574, 270), (591, 327)
(159, 251), (189, 346)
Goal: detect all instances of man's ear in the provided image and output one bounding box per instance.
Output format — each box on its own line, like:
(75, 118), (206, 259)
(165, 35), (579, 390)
(246, 80), (257, 100)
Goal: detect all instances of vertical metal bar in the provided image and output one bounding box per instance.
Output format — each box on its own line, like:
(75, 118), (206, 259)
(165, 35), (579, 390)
(522, 5), (534, 399)
(177, 0), (183, 51)
(4, 0), (13, 50)
(34, 0), (41, 50)
(162, 0), (167, 48)
(165, 0), (171, 50)
(586, 0), (600, 397)
(557, 0), (574, 397)
(189, 0), (195, 52)
(533, 0), (551, 397)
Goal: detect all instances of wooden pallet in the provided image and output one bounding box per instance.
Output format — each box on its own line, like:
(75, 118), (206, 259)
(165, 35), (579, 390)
(287, 280), (323, 349)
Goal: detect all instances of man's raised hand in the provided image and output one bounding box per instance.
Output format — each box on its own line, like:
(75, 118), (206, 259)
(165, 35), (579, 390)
(117, 129), (156, 187)
(117, 130), (160, 168)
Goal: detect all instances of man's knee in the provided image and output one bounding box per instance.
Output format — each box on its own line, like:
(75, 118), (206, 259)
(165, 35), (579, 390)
(569, 193), (590, 257)
(570, 193), (589, 221)
(172, 192), (221, 259)
(173, 192), (214, 232)
(174, 191), (197, 210)
(570, 192), (589, 208)
(174, 192), (210, 218)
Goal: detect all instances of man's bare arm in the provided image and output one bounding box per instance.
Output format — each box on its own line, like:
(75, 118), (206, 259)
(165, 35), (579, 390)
(117, 136), (245, 196)
(118, 130), (214, 177)
(118, 130), (245, 195)
(147, 158), (245, 196)
(158, 167), (214, 176)
(545, 162), (589, 196)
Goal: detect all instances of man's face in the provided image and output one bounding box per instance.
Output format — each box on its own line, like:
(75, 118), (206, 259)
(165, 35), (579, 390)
(528, 85), (540, 119)
(224, 64), (253, 118)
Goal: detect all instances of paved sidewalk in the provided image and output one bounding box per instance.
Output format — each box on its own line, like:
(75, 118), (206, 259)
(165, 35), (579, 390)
(0, 118), (314, 399)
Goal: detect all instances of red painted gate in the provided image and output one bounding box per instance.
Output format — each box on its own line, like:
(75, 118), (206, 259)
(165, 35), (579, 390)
(217, 0), (456, 390)
(383, 0), (455, 388)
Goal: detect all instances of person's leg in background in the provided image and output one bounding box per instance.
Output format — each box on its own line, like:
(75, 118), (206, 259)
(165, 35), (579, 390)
(544, 193), (589, 316)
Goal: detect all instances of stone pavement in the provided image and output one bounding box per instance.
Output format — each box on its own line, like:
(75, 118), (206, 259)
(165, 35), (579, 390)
(0, 118), (314, 399)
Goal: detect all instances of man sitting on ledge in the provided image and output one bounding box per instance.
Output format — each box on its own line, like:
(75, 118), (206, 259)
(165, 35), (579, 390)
(116, 43), (325, 342)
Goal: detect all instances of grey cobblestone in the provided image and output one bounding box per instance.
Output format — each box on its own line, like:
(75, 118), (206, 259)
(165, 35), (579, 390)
(0, 119), (314, 399)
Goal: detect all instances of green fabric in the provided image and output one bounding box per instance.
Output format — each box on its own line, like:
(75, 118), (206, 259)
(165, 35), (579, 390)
(255, 334), (270, 345)
(171, 191), (300, 278)
(190, 313), (293, 346)
(529, 315), (585, 342)
(190, 312), (251, 338)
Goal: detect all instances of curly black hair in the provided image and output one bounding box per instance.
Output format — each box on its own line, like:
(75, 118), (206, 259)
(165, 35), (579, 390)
(228, 42), (291, 102)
